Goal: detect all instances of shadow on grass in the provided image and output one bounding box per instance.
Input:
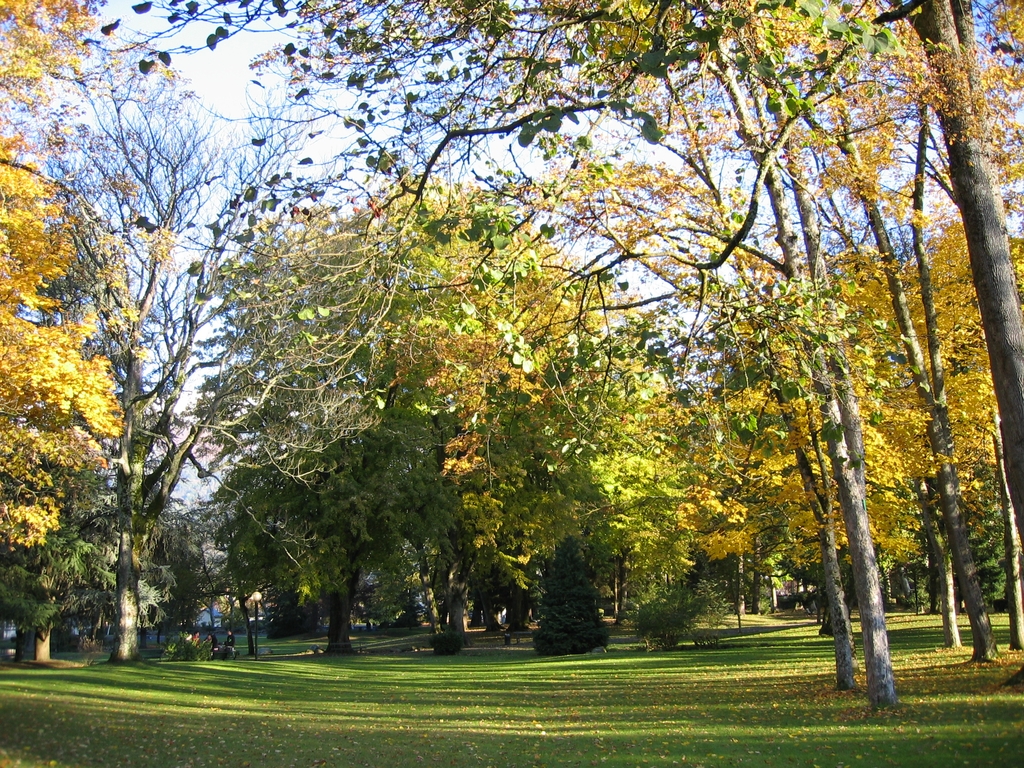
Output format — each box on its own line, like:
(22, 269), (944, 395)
(2, 621), (1021, 768)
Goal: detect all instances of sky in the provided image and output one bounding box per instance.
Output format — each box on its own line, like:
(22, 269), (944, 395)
(100, 0), (291, 120)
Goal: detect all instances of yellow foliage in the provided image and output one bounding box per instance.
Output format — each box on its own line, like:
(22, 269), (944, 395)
(0, 0), (93, 104)
(0, 1), (120, 546)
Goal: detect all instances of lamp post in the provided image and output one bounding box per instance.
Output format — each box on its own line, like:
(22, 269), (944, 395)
(251, 591), (262, 660)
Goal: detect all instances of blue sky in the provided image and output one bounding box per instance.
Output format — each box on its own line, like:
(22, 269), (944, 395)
(101, 0), (291, 119)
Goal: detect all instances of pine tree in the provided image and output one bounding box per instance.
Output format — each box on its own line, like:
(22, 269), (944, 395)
(534, 538), (608, 656)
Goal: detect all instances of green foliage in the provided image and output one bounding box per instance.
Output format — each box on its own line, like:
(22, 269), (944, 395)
(534, 537), (609, 655)
(390, 593), (423, 629)
(429, 627), (464, 655)
(161, 633), (213, 662)
(267, 590), (312, 638)
(631, 581), (728, 651)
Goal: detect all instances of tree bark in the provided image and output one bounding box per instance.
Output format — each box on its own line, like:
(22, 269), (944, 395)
(826, 365), (898, 706)
(793, 439), (857, 691)
(33, 628), (51, 663)
(818, 520), (858, 689)
(994, 422), (1024, 651)
(326, 570), (361, 653)
(912, 5), (1024, 656)
(417, 555), (439, 633)
(14, 629), (26, 662)
(917, 479), (961, 647)
(239, 600), (254, 656)
(735, 555), (746, 619)
(715, 54), (898, 707)
(506, 582), (530, 631)
(840, 121), (996, 662)
(445, 567), (470, 639)
(613, 553), (628, 623)
(110, 509), (140, 663)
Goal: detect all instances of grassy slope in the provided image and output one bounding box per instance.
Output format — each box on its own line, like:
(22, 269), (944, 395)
(0, 614), (1021, 768)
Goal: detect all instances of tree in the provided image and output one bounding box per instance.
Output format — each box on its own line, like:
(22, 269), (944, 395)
(902, 0), (1024, 670)
(534, 537), (609, 656)
(115, 0), (1019, 699)
(1, 0), (120, 547)
(53, 71), (292, 661)
(0, 464), (114, 661)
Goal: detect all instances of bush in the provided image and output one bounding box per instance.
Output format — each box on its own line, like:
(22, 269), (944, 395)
(632, 581), (727, 651)
(534, 537), (609, 656)
(162, 633), (213, 661)
(429, 628), (464, 655)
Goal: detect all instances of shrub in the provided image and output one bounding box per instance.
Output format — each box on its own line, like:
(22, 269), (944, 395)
(162, 633), (213, 661)
(534, 537), (609, 656)
(429, 628), (464, 655)
(632, 581), (727, 651)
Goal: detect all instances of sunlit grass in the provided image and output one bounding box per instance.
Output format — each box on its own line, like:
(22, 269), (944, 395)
(1, 614), (1022, 768)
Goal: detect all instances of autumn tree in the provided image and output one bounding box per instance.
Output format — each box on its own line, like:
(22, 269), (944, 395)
(0, 0), (121, 548)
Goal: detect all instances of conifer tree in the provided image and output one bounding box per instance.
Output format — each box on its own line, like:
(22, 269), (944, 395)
(534, 538), (608, 656)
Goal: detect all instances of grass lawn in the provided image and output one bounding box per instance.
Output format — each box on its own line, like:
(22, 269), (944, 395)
(1, 614), (1022, 768)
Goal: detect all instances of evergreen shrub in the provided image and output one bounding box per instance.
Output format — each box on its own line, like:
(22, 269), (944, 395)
(429, 628), (464, 655)
(534, 537), (609, 655)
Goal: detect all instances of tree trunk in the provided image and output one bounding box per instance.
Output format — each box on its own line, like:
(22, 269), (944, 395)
(417, 553), (439, 633)
(326, 571), (361, 653)
(1004, 498), (1024, 652)
(918, 479), (961, 647)
(818, 520), (857, 690)
(843, 121), (997, 662)
(794, 176), (897, 704)
(326, 591), (353, 653)
(33, 627), (51, 662)
(109, 513), (140, 662)
(750, 568), (762, 615)
(793, 440), (857, 691)
(735, 555), (746, 618)
(506, 582), (530, 631)
(239, 601), (254, 656)
(446, 568), (470, 641)
(913, 2), (1023, 663)
(994, 423), (1024, 651)
(477, 590), (503, 632)
(613, 553), (628, 623)
(717, 55), (897, 707)
(14, 629), (26, 662)
(826, 370), (898, 707)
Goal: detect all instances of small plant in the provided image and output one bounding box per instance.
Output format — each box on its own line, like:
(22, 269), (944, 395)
(632, 581), (727, 651)
(429, 628), (464, 655)
(162, 633), (213, 661)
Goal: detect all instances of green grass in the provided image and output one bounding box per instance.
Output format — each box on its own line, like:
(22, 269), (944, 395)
(1, 614), (1022, 768)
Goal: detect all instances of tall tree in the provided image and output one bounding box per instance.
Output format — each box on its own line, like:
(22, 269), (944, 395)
(53, 72), (289, 661)
(904, 4), (1024, 665)
(0, 0), (120, 547)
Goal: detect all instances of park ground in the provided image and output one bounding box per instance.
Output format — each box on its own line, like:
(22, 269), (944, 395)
(1, 613), (1022, 768)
